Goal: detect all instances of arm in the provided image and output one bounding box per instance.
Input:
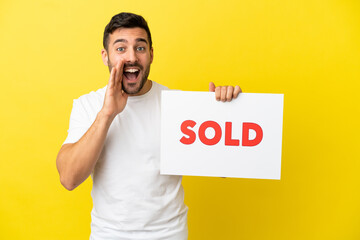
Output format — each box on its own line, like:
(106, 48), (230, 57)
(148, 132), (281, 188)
(56, 60), (127, 191)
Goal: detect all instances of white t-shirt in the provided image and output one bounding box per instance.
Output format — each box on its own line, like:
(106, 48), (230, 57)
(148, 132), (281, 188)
(63, 81), (188, 240)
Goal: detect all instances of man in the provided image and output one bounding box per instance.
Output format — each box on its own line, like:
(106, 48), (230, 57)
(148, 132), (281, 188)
(56, 12), (241, 240)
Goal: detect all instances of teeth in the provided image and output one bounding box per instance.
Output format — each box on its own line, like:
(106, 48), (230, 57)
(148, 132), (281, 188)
(124, 69), (139, 73)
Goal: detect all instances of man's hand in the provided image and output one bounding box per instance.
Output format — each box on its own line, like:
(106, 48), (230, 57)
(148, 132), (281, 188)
(101, 60), (129, 118)
(209, 82), (242, 102)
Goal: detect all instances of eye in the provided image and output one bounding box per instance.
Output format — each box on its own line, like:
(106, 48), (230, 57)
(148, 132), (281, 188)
(116, 47), (125, 52)
(137, 47), (145, 51)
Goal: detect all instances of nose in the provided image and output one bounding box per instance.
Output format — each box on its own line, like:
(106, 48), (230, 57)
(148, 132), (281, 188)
(125, 48), (138, 63)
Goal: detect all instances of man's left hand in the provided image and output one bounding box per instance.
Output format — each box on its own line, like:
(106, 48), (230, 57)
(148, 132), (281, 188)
(209, 82), (242, 102)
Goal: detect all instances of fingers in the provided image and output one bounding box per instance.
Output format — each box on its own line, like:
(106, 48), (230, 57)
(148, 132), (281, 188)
(114, 59), (125, 89)
(226, 86), (234, 101)
(215, 86), (221, 101)
(216, 86), (233, 102)
(233, 85), (242, 99)
(220, 86), (227, 102)
(209, 82), (216, 92)
(108, 67), (117, 90)
(121, 89), (129, 100)
(214, 85), (242, 102)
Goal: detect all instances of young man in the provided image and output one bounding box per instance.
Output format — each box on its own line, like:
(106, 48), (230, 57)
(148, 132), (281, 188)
(56, 12), (241, 240)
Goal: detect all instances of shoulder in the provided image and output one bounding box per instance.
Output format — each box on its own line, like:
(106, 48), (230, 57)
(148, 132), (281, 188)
(71, 85), (107, 120)
(151, 81), (170, 92)
(75, 85), (107, 104)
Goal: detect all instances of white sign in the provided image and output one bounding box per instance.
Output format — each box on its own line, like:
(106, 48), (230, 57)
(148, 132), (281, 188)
(160, 91), (284, 180)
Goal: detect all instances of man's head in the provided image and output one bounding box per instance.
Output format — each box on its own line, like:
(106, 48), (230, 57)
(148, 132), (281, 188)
(103, 12), (152, 52)
(101, 12), (153, 95)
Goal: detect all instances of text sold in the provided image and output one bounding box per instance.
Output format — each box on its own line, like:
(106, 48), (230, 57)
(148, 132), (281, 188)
(180, 120), (263, 147)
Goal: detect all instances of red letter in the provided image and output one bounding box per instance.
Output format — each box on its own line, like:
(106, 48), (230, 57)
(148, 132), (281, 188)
(242, 122), (263, 147)
(180, 120), (196, 144)
(198, 121), (222, 146)
(225, 122), (240, 146)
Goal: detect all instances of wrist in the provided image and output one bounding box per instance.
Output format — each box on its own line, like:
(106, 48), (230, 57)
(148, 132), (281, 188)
(97, 109), (116, 126)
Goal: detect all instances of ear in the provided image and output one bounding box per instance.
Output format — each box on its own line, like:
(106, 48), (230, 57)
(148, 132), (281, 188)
(150, 47), (154, 64)
(101, 49), (109, 66)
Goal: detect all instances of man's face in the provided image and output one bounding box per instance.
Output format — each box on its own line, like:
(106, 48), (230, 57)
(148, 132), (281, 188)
(102, 27), (153, 95)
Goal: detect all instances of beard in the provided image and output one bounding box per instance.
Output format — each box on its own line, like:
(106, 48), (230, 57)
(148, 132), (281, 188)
(107, 61), (151, 95)
(123, 62), (150, 95)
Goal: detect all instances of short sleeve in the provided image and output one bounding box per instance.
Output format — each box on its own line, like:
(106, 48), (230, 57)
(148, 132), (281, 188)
(62, 99), (92, 145)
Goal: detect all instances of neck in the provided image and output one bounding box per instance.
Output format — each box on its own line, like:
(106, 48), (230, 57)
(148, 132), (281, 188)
(129, 79), (152, 96)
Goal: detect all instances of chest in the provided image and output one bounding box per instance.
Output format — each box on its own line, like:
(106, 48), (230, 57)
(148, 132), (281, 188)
(98, 99), (162, 170)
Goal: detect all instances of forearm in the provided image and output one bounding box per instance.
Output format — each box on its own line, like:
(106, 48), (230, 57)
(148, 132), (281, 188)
(56, 110), (114, 190)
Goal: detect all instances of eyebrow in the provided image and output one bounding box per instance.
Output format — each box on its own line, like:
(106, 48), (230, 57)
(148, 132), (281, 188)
(113, 38), (148, 45)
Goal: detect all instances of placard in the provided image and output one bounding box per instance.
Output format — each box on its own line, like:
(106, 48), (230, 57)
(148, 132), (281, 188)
(160, 91), (284, 179)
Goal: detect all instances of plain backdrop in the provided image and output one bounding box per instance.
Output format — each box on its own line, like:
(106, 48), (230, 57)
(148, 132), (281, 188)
(0, 0), (359, 239)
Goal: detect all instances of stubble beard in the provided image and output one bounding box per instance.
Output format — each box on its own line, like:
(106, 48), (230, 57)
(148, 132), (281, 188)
(122, 63), (150, 95)
(107, 62), (151, 95)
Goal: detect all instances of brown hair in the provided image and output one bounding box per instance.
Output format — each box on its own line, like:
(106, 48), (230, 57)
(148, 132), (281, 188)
(103, 12), (152, 51)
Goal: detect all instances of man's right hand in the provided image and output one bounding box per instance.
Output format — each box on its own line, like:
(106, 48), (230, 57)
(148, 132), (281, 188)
(101, 60), (129, 119)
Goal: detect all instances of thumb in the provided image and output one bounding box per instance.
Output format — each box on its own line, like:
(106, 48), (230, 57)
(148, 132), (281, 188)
(122, 90), (129, 100)
(209, 82), (216, 92)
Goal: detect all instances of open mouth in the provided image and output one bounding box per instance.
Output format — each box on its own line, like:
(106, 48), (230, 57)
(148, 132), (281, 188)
(123, 68), (140, 82)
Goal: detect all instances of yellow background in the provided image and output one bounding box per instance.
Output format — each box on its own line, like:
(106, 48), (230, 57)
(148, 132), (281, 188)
(1, 0), (359, 239)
